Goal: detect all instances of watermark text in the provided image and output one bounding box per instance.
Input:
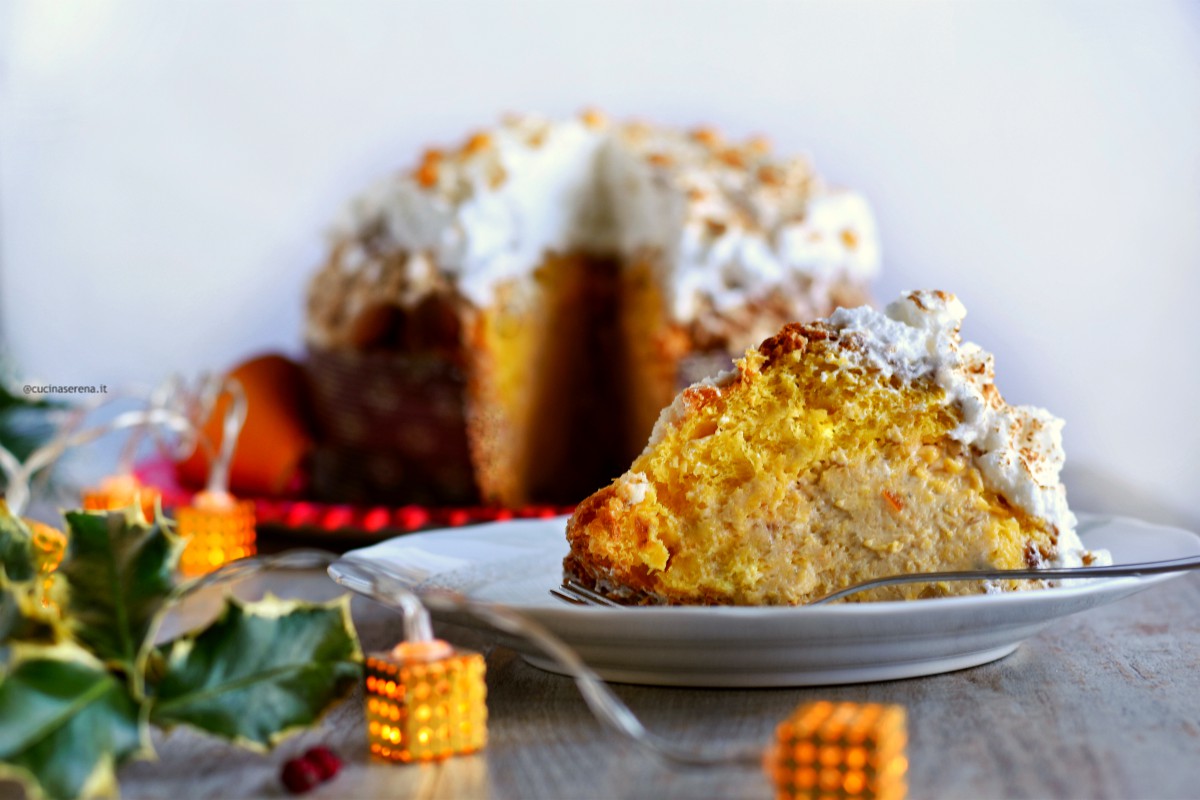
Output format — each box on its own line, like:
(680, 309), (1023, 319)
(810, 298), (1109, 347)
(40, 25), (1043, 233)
(22, 384), (108, 396)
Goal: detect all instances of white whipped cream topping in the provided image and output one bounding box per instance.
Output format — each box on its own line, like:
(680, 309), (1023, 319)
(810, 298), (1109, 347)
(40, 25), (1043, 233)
(328, 114), (879, 321)
(828, 290), (1096, 567)
(332, 118), (611, 307)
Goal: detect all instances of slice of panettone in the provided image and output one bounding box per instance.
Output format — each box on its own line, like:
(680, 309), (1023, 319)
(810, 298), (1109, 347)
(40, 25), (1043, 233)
(563, 290), (1104, 605)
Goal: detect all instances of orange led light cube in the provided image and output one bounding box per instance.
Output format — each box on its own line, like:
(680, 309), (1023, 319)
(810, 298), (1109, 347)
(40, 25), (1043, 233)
(82, 474), (161, 521)
(766, 701), (907, 800)
(364, 640), (487, 763)
(175, 493), (256, 576)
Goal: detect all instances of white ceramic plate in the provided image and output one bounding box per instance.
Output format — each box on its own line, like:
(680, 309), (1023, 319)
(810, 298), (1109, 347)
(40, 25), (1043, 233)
(329, 513), (1200, 687)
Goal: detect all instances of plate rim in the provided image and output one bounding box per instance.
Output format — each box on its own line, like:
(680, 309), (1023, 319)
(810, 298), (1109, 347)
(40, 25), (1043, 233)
(328, 511), (1198, 617)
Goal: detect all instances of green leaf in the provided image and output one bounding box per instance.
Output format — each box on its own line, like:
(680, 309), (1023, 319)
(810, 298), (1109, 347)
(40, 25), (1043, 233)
(0, 643), (148, 800)
(60, 509), (182, 680)
(150, 594), (361, 749)
(0, 574), (63, 652)
(0, 380), (63, 466)
(0, 379), (62, 413)
(0, 502), (36, 582)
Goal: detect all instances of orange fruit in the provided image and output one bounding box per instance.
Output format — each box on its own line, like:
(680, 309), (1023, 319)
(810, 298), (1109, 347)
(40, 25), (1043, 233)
(175, 354), (313, 496)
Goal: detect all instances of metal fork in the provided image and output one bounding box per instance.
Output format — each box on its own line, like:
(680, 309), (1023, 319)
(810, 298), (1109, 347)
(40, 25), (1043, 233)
(551, 555), (1200, 607)
(551, 580), (625, 607)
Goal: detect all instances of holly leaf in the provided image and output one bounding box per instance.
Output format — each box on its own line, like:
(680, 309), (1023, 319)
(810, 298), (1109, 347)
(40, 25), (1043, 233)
(1, 509), (68, 665)
(0, 574), (64, 653)
(0, 643), (148, 800)
(0, 501), (36, 582)
(149, 594), (361, 749)
(0, 380), (63, 466)
(60, 509), (182, 680)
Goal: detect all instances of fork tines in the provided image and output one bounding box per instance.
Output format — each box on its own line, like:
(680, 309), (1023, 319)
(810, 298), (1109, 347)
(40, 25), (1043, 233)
(551, 580), (623, 607)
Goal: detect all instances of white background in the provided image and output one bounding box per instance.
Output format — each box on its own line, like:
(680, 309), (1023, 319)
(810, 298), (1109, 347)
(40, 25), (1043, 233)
(1, 0), (1197, 527)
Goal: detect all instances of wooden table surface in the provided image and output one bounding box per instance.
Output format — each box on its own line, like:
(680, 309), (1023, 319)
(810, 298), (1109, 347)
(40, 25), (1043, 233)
(116, 570), (1200, 800)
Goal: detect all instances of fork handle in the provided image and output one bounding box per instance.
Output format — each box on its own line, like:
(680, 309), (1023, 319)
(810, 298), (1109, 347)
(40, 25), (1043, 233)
(807, 555), (1200, 605)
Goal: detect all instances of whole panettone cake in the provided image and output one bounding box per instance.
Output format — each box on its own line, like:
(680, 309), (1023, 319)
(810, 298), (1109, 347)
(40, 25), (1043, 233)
(304, 112), (878, 506)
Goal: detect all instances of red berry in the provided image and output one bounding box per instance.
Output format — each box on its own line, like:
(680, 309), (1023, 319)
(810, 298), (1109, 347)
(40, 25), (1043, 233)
(303, 746), (343, 781)
(281, 758), (321, 794)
